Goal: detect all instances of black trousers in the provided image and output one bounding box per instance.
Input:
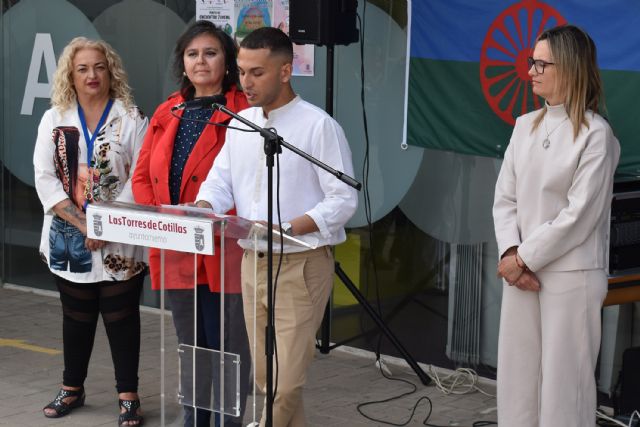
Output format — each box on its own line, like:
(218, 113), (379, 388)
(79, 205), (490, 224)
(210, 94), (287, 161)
(54, 272), (144, 393)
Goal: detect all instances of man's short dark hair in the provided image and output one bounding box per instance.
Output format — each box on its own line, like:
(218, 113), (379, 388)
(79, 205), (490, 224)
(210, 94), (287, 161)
(240, 27), (293, 62)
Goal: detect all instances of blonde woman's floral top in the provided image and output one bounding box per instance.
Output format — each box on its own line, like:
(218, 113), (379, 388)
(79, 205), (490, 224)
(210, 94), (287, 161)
(34, 100), (148, 282)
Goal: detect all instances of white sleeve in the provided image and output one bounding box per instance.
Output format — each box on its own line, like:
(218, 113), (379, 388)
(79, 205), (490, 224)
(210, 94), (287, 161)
(518, 126), (619, 271)
(33, 110), (70, 213)
(196, 128), (235, 214)
(116, 109), (149, 204)
(304, 117), (358, 238)
(493, 133), (521, 257)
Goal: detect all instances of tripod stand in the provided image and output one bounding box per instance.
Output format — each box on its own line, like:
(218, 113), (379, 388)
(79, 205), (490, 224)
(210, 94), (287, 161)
(317, 44), (431, 386)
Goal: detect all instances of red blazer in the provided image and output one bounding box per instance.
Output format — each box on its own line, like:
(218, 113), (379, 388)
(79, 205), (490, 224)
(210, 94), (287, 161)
(132, 86), (249, 292)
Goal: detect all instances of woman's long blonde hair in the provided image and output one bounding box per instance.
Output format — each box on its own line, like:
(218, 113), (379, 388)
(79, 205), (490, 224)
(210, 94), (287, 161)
(51, 37), (133, 110)
(531, 25), (603, 140)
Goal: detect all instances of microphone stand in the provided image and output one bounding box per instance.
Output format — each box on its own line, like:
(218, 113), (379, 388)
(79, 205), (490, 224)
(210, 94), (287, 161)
(214, 103), (361, 427)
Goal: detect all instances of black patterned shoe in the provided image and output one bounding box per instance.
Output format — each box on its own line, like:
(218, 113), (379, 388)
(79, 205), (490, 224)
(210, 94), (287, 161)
(118, 398), (144, 426)
(43, 387), (85, 418)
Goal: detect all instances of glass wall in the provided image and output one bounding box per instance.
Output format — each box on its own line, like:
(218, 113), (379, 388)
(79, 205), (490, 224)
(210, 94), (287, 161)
(1, 0), (199, 301)
(0, 0), (536, 378)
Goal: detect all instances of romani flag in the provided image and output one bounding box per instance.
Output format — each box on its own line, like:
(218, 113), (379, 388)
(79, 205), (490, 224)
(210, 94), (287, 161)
(404, 0), (640, 176)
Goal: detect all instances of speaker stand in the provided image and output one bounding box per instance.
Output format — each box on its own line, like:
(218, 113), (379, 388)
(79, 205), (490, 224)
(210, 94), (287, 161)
(317, 43), (430, 386)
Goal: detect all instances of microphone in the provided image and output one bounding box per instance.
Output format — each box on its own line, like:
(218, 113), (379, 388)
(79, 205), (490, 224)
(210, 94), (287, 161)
(171, 95), (227, 111)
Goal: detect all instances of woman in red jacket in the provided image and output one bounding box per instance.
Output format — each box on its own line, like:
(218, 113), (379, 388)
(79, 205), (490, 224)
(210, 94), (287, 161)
(132, 21), (250, 427)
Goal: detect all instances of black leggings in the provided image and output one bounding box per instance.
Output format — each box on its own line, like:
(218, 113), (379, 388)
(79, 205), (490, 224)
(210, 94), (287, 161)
(55, 273), (144, 393)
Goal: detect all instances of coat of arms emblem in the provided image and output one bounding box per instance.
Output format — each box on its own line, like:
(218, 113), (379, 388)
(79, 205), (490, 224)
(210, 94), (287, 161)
(93, 214), (103, 237)
(194, 226), (205, 252)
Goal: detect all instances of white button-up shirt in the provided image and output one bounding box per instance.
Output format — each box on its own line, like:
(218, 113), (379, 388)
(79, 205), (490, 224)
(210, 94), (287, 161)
(197, 96), (358, 252)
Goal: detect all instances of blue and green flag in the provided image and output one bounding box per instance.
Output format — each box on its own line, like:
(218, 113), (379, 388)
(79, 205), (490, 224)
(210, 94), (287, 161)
(405, 0), (640, 176)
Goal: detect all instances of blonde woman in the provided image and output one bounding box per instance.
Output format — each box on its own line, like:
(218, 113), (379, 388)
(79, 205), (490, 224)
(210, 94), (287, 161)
(34, 37), (147, 426)
(493, 25), (620, 426)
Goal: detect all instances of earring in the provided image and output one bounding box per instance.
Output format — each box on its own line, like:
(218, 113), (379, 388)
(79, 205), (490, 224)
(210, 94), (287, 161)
(183, 71), (187, 77)
(225, 70), (229, 75)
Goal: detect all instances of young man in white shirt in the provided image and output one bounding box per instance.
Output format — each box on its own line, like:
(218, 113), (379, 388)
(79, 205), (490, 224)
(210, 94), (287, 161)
(196, 27), (358, 426)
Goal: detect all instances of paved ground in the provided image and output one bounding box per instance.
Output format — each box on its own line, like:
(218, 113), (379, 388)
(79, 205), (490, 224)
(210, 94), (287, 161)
(0, 285), (497, 426)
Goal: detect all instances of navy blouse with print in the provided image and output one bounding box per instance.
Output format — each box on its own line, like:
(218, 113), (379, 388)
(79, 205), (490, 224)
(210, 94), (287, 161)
(168, 108), (213, 205)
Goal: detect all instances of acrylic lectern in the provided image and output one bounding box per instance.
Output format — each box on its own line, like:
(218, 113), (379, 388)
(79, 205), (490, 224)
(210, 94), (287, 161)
(86, 201), (313, 426)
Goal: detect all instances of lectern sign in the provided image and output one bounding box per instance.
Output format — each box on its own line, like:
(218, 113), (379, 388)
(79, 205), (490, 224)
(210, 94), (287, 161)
(86, 202), (215, 255)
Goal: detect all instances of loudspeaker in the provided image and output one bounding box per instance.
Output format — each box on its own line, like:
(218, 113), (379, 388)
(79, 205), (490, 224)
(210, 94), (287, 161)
(610, 180), (640, 274)
(289, 0), (359, 46)
(619, 347), (640, 416)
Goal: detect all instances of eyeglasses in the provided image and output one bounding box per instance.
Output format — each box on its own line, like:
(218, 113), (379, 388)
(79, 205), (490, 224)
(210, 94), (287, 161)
(527, 57), (555, 74)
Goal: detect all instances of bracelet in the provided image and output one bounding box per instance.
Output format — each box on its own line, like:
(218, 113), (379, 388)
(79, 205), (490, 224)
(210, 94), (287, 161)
(507, 268), (525, 286)
(515, 252), (526, 270)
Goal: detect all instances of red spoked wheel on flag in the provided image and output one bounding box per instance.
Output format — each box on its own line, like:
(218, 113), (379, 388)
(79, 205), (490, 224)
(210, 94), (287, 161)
(480, 0), (566, 125)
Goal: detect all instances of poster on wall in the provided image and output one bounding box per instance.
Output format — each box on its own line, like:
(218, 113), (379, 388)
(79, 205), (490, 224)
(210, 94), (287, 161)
(195, 0), (314, 76)
(234, 0), (272, 40)
(273, 0), (315, 76)
(196, 0), (235, 35)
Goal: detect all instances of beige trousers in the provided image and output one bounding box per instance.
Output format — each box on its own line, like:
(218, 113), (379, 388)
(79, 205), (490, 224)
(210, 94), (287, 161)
(241, 246), (334, 427)
(497, 269), (607, 427)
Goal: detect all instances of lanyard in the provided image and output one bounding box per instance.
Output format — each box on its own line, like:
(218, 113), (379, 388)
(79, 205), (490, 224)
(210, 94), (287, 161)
(77, 98), (114, 166)
(77, 99), (114, 209)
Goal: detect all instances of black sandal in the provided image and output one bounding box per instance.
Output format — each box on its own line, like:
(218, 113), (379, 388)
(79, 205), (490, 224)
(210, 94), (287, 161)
(43, 387), (85, 418)
(118, 398), (144, 426)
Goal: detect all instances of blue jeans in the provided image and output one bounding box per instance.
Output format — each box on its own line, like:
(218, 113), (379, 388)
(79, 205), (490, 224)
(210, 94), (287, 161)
(49, 216), (92, 273)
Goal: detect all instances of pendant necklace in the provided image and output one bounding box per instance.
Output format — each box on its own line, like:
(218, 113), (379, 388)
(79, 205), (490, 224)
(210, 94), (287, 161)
(542, 116), (568, 149)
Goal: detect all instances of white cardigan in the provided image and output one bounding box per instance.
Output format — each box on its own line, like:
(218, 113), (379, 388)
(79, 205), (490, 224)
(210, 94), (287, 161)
(493, 103), (620, 272)
(33, 100), (148, 282)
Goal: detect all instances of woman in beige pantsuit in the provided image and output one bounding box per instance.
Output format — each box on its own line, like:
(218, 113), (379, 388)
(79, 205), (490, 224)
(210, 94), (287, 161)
(493, 25), (620, 427)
